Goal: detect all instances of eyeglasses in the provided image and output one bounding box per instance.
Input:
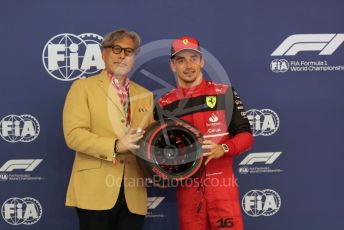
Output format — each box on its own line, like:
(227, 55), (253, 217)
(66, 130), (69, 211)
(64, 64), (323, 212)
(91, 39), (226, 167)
(103, 45), (136, 56)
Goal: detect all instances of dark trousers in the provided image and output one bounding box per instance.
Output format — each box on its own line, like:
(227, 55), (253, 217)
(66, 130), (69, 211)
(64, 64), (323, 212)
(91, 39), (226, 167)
(76, 185), (145, 230)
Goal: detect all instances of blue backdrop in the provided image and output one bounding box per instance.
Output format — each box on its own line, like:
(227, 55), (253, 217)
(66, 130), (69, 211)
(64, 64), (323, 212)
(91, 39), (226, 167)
(1, 0), (344, 229)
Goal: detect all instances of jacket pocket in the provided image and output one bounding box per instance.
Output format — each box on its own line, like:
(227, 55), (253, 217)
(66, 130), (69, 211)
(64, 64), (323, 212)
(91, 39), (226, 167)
(76, 157), (102, 171)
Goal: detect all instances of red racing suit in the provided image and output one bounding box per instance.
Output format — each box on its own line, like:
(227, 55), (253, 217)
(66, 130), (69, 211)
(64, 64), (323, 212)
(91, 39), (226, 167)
(155, 78), (253, 230)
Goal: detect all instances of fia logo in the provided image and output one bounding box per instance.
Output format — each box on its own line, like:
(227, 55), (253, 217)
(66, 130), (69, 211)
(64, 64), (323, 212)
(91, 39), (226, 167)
(245, 109), (279, 136)
(42, 33), (104, 81)
(270, 59), (289, 73)
(1, 197), (43, 225)
(0, 115), (40, 143)
(242, 189), (281, 217)
(238, 167), (249, 174)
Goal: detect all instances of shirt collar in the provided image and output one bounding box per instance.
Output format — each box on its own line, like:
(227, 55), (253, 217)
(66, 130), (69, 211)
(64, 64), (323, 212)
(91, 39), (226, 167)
(106, 71), (130, 90)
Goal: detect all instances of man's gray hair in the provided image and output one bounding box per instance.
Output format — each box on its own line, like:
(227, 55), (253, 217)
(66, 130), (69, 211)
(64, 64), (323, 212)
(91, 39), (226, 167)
(101, 28), (141, 51)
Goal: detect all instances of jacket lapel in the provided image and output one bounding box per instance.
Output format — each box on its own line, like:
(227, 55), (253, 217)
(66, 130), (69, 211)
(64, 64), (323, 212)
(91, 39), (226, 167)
(129, 82), (139, 122)
(97, 71), (125, 117)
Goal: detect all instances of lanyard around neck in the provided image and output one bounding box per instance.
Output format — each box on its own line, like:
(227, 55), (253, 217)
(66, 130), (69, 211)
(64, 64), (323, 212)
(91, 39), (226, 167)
(123, 94), (130, 116)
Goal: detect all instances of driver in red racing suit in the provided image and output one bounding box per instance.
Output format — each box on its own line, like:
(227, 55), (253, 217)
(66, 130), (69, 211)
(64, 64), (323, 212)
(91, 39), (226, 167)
(154, 36), (253, 230)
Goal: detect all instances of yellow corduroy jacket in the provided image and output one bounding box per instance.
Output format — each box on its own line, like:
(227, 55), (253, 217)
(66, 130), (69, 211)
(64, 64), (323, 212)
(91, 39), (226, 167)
(63, 70), (154, 215)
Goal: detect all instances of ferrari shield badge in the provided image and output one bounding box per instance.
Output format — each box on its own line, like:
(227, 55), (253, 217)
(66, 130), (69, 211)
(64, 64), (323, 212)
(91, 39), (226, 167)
(206, 96), (217, 108)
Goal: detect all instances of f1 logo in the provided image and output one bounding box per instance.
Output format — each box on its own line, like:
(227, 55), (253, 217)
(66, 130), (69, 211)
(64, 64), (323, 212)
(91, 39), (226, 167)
(271, 33), (344, 56)
(147, 197), (165, 209)
(0, 159), (43, 172)
(239, 152), (282, 165)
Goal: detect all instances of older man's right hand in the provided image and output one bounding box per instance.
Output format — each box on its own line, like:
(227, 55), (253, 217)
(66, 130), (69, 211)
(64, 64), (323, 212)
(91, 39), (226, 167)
(117, 129), (145, 153)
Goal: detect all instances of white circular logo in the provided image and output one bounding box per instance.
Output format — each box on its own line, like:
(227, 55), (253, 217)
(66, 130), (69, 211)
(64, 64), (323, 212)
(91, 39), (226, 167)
(242, 189), (281, 217)
(42, 33), (104, 81)
(1, 197), (43, 225)
(0, 114), (40, 143)
(270, 59), (289, 73)
(245, 109), (280, 136)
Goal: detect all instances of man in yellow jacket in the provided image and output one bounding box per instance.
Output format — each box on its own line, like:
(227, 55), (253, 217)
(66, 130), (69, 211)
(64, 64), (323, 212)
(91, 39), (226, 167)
(63, 29), (154, 230)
